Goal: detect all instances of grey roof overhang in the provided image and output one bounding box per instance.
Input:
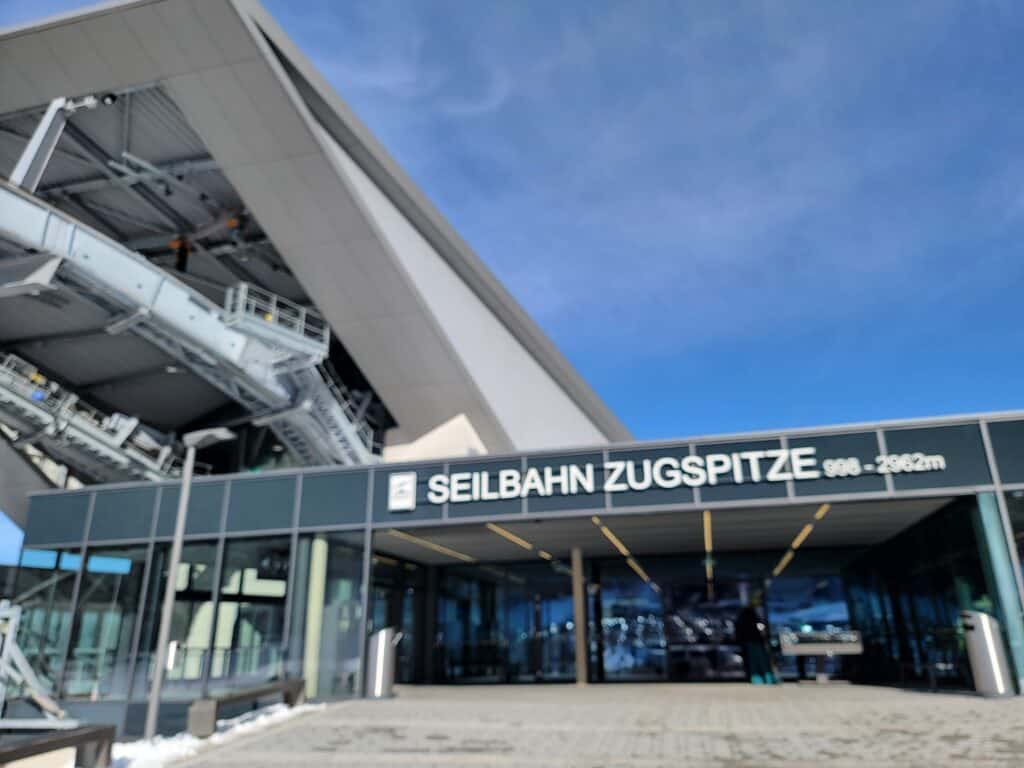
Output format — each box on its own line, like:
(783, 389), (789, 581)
(0, 0), (631, 449)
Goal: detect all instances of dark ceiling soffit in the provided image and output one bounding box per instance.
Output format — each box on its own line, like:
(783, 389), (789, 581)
(235, 0), (631, 443)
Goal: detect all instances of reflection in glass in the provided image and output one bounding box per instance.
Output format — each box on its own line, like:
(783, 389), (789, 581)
(208, 537), (291, 694)
(62, 547), (149, 699)
(435, 562), (575, 683)
(13, 548), (80, 694)
(290, 532), (365, 698)
(132, 542), (218, 700)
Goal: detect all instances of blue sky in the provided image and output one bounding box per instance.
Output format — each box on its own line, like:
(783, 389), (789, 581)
(2, 0), (1024, 453)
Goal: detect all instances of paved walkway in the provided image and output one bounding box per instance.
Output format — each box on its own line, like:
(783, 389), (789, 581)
(175, 683), (1024, 767)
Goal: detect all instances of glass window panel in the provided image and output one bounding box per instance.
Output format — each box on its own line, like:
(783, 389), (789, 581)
(289, 532), (366, 698)
(12, 548), (81, 695)
(61, 546), (149, 699)
(131, 542), (219, 700)
(208, 537), (291, 694)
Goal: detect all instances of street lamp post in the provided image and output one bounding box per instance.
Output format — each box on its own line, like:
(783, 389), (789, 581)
(144, 427), (235, 740)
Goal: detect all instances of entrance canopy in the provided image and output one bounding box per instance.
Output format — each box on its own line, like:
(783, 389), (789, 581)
(371, 497), (953, 566)
(20, 410), (1024, 553)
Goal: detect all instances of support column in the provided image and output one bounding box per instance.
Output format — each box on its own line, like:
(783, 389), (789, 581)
(301, 535), (328, 699)
(10, 97), (69, 192)
(975, 493), (1024, 691)
(571, 547), (588, 686)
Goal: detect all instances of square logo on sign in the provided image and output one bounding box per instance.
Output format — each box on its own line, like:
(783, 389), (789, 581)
(387, 472), (417, 512)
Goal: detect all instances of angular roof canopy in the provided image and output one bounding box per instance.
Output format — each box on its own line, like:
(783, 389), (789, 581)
(0, 0), (630, 457)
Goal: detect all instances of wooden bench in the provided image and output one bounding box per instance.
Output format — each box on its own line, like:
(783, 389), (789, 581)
(0, 725), (115, 768)
(187, 679), (305, 738)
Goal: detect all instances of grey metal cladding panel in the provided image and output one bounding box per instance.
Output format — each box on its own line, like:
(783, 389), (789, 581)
(697, 440), (788, 502)
(78, 12), (163, 87)
(41, 23), (117, 96)
(445, 458), (523, 518)
(229, 58), (320, 158)
(165, 72), (258, 168)
(158, 481), (224, 536)
(89, 487), (155, 541)
(608, 445), (694, 509)
(227, 476), (295, 532)
(185, 0), (259, 66)
(196, 66), (281, 162)
(153, 1), (231, 72)
(24, 492), (89, 546)
(299, 471), (369, 528)
(2, 32), (74, 98)
(373, 465), (445, 524)
(0, 46), (36, 109)
(884, 424), (991, 490)
(790, 432), (887, 496)
(525, 453), (604, 513)
(988, 420), (1024, 484)
(121, 4), (192, 77)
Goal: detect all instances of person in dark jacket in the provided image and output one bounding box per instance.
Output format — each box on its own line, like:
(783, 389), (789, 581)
(735, 598), (777, 684)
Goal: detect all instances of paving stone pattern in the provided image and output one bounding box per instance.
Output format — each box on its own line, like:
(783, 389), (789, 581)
(174, 683), (1024, 767)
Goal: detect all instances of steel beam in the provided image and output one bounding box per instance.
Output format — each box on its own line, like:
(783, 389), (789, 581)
(62, 121), (194, 234)
(9, 99), (69, 193)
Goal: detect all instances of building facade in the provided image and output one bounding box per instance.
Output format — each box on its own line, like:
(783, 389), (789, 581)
(9, 412), (1024, 733)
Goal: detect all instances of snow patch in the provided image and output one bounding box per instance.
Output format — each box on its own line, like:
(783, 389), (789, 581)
(111, 702), (325, 768)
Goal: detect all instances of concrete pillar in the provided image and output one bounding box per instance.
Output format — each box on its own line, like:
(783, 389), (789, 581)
(302, 534), (328, 698)
(975, 493), (1024, 691)
(571, 547), (588, 686)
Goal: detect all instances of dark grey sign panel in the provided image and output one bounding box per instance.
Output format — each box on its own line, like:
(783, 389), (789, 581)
(89, 487), (157, 541)
(227, 476), (296, 531)
(988, 420), (1024, 484)
(884, 424), (991, 490)
(373, 464), (445, 523)
(299, 470), (370, 527)
(790, 432), (887, 496)
(24, 492), (90, 546)
(524, 452), (605, 513)
(608, 446), (695, 508)
(445, 458), (524, 518)
(697, 440), (789, 502)
(157, 482), (225, 537)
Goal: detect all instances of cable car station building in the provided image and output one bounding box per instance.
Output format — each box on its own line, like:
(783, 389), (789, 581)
(3, 0), (1024, 736)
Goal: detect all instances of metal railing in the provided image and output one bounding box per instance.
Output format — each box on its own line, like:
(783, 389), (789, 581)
(223, 283), (328, 350)
(0, 354), (181, 479)
(316, 362), (378, 455)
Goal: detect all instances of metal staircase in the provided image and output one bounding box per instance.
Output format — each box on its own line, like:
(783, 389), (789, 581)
(0, 180), (376, 467)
